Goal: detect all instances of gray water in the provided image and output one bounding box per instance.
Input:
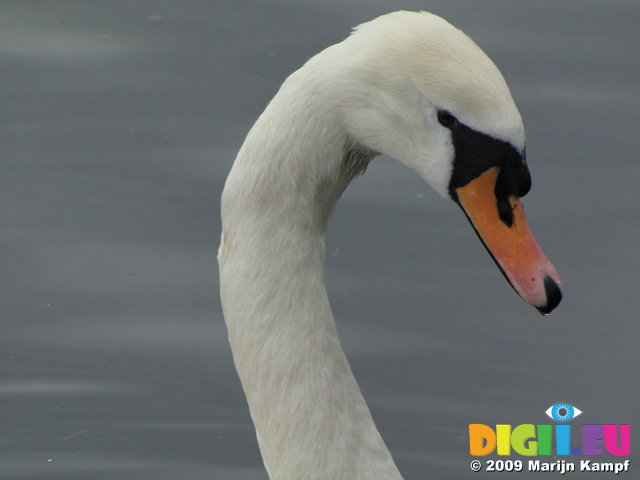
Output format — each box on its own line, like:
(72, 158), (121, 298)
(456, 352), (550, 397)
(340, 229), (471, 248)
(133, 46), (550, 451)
(2, 1), (638, 479)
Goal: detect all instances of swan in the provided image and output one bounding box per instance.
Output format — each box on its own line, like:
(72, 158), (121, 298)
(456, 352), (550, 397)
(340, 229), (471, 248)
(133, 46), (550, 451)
(218, 11), (562, 479)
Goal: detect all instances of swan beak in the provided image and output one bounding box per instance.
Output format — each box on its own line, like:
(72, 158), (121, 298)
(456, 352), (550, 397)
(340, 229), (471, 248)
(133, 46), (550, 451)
(454, 167), (562, 314)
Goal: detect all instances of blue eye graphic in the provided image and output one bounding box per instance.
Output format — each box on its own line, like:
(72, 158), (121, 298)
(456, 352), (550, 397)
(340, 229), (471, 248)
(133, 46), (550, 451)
(545, 403), (582, 422)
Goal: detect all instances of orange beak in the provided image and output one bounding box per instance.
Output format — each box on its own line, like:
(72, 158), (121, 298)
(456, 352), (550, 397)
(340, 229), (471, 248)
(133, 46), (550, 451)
(455, 167), (562, 314)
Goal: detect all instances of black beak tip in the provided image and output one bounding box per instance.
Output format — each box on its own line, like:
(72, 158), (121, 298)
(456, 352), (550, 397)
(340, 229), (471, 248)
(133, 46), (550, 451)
(536, 275), (563, 316)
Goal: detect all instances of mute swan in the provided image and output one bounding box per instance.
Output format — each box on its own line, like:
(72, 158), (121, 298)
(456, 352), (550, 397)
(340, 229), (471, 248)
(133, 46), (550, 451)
(218, 11), (562, 479)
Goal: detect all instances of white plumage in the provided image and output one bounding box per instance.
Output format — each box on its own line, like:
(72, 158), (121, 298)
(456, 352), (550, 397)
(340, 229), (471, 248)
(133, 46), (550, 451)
(219, 11), (549, 479)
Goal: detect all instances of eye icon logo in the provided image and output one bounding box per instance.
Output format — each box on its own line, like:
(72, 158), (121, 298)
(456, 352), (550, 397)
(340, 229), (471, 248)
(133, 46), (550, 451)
(545, 403), (582, 422)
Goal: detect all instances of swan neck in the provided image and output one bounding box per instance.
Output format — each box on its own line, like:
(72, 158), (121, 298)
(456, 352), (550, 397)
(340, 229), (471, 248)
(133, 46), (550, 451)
(219, 69), (401, 479)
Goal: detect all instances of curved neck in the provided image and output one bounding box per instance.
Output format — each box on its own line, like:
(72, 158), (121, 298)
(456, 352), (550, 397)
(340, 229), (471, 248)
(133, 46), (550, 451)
(219, 67), (402, 479)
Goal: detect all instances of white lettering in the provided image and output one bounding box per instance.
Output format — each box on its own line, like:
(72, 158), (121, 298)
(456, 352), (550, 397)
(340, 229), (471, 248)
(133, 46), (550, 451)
(529, 460), (575, 474)
(580, 460), (631, 474)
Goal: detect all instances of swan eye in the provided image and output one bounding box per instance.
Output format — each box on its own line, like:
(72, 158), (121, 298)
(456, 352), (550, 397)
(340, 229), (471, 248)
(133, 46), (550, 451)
(545, 403), (583, 422)
(437, 110), (459, 129)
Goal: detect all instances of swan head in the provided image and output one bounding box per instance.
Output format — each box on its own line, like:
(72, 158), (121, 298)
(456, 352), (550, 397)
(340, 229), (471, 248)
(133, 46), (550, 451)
(334, 11), (562, 314)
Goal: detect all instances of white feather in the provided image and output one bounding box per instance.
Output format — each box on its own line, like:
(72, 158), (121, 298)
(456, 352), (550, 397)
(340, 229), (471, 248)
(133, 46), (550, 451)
(219, 11), (524, 479)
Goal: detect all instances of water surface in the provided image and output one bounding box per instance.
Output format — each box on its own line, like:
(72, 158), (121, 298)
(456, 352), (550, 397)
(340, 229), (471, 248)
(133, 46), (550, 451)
(2, 1), (639, 478)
